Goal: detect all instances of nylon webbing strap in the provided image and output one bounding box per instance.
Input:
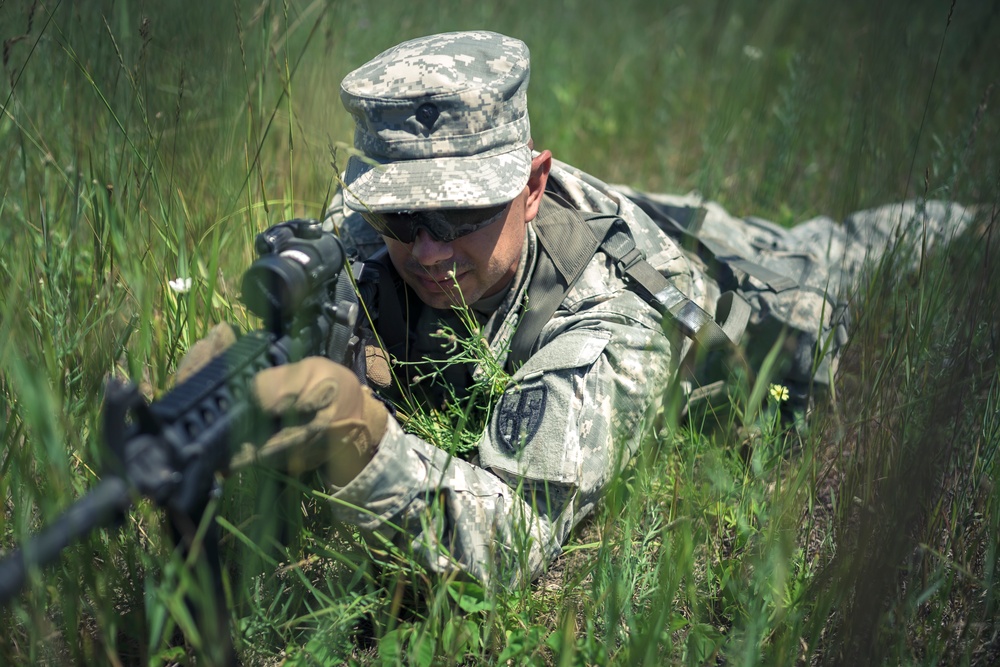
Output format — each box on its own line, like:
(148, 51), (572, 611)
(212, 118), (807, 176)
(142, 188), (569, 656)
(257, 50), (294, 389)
(630, 199), (800, 293)
(507, 203), (617, 368)
(357, 248), (408, 362)
(600, 220), (750, 348)
(507, 198), (750, 369)
(697, 236), (799, 292)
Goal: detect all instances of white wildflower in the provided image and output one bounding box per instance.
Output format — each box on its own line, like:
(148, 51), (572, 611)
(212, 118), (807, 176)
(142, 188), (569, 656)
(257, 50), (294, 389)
(168, 277), (193, 293)
(742, 45), (763, 61)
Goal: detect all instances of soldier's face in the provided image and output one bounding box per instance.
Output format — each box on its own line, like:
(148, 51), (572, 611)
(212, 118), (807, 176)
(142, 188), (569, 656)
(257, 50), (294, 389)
(383, 151), (551, 310)
(383, 193), (528, 309)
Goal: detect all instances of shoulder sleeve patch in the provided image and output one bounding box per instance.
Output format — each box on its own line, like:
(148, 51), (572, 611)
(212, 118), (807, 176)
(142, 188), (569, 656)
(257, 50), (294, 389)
(495, 382), (547, 455)
(481, 329), (612, 483)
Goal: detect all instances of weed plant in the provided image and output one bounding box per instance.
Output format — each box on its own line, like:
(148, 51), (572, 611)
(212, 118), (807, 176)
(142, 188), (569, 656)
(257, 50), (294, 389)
(1, 0), (998, 665)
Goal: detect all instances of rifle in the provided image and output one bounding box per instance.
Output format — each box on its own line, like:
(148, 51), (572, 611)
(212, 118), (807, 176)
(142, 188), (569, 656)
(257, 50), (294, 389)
(0, 218), (357, 660)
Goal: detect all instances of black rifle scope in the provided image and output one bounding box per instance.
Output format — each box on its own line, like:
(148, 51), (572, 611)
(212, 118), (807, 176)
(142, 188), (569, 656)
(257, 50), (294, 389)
(241, 218), (347, 327)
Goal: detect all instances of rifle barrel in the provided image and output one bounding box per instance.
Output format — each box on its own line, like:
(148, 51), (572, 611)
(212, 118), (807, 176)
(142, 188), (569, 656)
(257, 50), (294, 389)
(0, 477), (131, 605)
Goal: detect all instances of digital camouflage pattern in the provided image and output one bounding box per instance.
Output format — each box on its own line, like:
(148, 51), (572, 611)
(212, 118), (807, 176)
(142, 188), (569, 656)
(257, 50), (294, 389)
(317, 31), (977, 586)
(340, 31), (532, 212)
(326, 160), (975, 585)
(328, 162), (688, 586)
(613, 184), (976, 391)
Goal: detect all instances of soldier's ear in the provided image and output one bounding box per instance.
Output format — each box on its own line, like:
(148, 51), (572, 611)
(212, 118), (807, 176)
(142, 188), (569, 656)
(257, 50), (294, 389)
(524, 150), (551, 222)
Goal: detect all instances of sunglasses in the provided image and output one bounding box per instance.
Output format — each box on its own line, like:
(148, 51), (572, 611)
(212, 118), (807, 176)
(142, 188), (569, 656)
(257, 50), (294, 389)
(359, 202), (510, 243)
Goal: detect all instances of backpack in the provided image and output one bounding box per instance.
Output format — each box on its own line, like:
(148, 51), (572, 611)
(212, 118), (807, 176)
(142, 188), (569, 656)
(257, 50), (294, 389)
(506, 195), (751, 367)
(512, 192), (849, 405)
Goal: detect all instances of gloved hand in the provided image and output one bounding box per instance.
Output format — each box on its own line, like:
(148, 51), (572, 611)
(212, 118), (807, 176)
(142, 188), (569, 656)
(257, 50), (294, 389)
(251, 357), (388, 485)
(175, 322), (238, 384)
(175, 324), (388, 485)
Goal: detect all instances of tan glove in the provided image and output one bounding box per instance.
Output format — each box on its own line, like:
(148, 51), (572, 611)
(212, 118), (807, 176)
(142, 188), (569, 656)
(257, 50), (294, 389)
(175, 322), (238, 384)
(250, 357), (389, 485)
(177, 324), (387, 485)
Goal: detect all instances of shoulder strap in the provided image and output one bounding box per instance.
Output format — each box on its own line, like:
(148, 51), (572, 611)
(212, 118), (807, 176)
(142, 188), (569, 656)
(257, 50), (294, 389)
(598, 219), (750, 346)
(628, 197), (800, 292)
(353, 247), (410, 361)
(506, 203), (615, 369)
(507, 197), (750, 370)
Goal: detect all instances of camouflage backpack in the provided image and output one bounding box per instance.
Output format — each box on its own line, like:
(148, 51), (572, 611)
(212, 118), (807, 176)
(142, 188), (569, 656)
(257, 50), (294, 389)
(617, 189), (974, 405)
(510, 189), (853, 408)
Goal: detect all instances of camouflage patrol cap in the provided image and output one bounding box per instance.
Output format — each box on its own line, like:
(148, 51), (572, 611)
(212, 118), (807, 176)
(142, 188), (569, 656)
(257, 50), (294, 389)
(340, 31), (531, 213)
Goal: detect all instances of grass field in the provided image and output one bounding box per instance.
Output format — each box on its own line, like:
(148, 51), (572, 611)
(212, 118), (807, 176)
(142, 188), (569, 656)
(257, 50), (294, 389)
(1, 0), (999, 664)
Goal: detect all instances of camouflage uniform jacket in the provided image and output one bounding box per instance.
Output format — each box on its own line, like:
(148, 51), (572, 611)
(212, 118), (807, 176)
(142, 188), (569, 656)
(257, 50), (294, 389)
(323, 158), (716, 586)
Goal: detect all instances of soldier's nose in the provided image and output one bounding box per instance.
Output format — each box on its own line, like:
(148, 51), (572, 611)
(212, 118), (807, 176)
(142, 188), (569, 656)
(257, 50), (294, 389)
(410, 228), (455, 266)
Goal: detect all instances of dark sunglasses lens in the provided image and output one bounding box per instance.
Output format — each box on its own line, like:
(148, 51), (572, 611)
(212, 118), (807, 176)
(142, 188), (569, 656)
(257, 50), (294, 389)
(360, 212), (416, 242)
(361, 203), (508, 243)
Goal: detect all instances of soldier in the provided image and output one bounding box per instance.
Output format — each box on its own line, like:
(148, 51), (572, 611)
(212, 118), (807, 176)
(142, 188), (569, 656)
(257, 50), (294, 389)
(181, 31), (974, 587)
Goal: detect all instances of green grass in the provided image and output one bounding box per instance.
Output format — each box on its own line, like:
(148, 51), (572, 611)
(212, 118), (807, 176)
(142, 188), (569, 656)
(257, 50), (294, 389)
(1, 0), (998, 664)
